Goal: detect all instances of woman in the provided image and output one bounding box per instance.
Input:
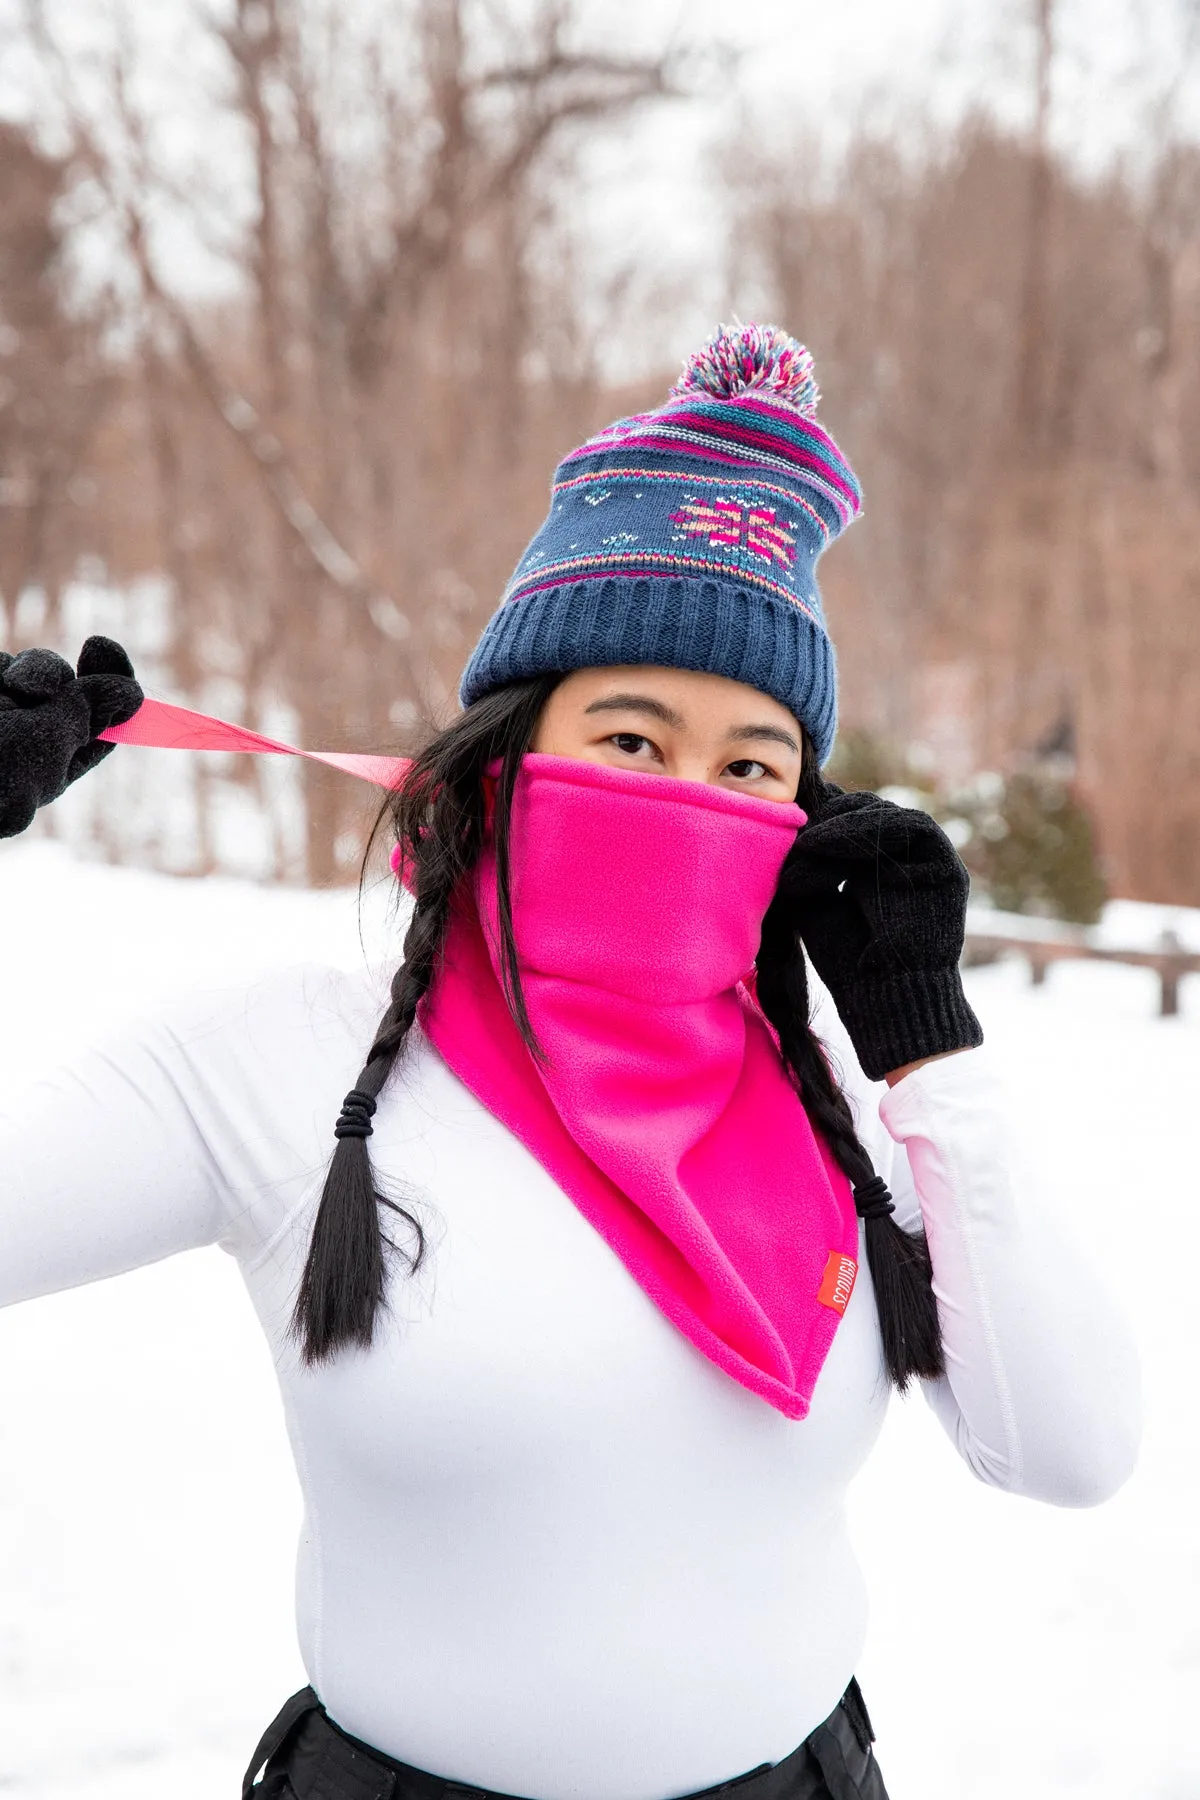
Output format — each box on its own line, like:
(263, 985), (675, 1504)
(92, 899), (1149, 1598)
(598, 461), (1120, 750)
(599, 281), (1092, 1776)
(0, 325), (1141, 1800)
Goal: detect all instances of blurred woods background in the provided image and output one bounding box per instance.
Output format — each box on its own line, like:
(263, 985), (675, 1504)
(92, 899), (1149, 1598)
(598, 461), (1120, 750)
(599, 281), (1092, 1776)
(1, 0), (1199, 908)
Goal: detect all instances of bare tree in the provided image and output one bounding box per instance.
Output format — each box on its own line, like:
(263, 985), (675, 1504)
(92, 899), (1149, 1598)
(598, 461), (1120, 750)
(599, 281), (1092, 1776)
(14, 0), (682, 881)
(726, 68), (1200, 904)
(0, 125), (112, 648)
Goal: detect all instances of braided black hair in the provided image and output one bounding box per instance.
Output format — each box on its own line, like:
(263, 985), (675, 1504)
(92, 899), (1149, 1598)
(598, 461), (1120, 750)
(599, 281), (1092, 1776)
(758, 732), (946, 1391)
(289, 674), (558, 1364)
(290, 680), (945, 1392)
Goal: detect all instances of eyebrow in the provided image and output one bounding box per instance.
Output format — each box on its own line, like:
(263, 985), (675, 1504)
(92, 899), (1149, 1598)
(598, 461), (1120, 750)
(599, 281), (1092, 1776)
(584, 693), (686, 728)
(582, 693), (800, 755)
(726, 722), (801, 754)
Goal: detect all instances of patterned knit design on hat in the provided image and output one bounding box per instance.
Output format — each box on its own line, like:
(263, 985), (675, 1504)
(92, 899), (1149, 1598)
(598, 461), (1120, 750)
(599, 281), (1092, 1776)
(459, 323), (863, 765)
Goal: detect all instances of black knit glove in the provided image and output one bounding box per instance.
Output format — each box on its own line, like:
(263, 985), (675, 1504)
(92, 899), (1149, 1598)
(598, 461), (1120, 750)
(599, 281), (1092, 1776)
(0, 637), (143, 839)
(779, 781), (984, 1082)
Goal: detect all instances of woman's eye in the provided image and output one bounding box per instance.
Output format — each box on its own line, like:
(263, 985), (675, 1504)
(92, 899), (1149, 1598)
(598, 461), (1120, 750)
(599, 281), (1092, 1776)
(610, 733), (658, 758)
(726, 759), (770, 781)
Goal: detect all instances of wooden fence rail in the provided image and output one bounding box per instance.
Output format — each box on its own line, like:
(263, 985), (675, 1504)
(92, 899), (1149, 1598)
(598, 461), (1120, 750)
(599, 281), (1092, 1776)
(963, 920), (1200, 1017)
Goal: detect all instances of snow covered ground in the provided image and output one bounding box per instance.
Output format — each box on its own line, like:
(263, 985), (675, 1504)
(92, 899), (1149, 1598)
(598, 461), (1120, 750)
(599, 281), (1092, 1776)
(0, 838), (1196, 1800)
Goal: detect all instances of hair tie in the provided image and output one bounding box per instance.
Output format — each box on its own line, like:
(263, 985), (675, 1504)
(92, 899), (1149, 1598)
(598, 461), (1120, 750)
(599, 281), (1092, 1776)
(853, 1175), (896, 1222)
(334, 1088), (378, 1141)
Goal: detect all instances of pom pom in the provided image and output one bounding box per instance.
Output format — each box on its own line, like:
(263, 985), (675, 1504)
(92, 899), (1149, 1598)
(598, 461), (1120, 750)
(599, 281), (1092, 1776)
(669, 322), (820, 415)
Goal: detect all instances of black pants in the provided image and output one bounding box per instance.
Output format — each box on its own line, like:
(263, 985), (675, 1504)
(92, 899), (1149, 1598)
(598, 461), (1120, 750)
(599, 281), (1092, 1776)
(242, 1681), (890, 1800)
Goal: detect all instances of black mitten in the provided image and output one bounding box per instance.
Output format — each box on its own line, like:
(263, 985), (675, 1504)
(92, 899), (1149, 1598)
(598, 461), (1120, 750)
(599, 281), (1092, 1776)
(0, 636), (143, 839)
(779, 781), (983, 1081)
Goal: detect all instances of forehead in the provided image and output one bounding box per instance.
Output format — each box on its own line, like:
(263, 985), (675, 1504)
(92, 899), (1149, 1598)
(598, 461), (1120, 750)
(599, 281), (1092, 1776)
(558, 664), (800, 728)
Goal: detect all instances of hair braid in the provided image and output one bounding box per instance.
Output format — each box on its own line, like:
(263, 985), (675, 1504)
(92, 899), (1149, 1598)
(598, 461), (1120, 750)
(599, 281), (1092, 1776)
(754, 909), (872, 1187)
(289, 875), (449, 1366)
(750, 744), (948, 1393)
(290, 674), (560, 1367)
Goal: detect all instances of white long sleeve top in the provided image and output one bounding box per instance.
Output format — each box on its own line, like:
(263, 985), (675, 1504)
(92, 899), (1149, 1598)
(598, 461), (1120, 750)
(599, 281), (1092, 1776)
(0, 960), (1141, 1800)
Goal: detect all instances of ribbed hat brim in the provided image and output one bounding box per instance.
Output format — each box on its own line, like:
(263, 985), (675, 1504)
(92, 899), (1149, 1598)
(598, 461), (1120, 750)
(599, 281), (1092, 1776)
(459, 576), (838, 765)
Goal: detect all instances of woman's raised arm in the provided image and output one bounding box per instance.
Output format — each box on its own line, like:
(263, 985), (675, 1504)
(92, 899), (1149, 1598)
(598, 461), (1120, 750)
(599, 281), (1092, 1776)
(877, 1047), (1142, 1507)
(819, 979), (1143, 1510)
(1, 1010), (238, 1307)
(0, 643), (366, 1306)
(0, 961), (375, 1309)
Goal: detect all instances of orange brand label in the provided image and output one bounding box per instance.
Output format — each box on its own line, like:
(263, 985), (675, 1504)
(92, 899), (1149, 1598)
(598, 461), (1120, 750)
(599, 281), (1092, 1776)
(817, 1251), (858, 1315)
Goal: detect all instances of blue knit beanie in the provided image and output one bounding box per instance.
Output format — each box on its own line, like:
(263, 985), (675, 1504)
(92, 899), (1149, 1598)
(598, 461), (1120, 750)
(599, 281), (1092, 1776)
(458, 323), (863, 765)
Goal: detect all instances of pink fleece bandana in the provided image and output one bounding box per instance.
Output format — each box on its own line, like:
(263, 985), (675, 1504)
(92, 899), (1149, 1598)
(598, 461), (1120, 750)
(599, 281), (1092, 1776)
(417, 753), (860, 1420)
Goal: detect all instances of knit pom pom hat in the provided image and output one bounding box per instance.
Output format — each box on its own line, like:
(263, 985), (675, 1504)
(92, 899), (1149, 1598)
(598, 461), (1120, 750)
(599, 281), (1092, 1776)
(458, 322), (863, 765)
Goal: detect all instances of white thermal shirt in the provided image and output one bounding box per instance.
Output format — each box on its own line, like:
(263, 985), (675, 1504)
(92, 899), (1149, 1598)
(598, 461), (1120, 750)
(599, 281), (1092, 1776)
(0, 960), (1141, 1800)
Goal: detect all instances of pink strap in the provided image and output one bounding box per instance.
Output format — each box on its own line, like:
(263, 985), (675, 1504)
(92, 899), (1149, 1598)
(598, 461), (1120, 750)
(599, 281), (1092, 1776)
(100, 697), (409, 790)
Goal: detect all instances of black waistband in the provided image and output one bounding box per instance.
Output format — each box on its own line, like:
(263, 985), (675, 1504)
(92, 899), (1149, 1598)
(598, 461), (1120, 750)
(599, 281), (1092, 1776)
(242, 1679), (883, 1800)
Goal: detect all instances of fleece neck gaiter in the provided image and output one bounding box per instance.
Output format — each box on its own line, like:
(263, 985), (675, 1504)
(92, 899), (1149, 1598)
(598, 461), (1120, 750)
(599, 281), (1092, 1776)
(417, 753), (860, 1419)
